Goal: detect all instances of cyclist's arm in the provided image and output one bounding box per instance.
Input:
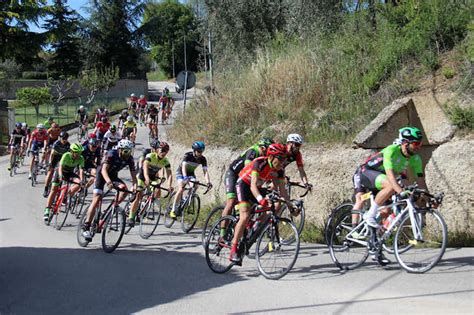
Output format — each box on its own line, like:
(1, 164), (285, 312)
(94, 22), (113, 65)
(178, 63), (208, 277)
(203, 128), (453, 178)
(165, 168), (173, 188)
(101, 164), (113, 185)
(130, 168), (137, 186)
(203, 166), (211, 185)
(297, 166), (309, 185)
(250, 171), (262, 200)
(386, 168), (403, 194)
(274, 177), (290, 203)
(181, 161), (188, 177)
(143, 160), (150, 183)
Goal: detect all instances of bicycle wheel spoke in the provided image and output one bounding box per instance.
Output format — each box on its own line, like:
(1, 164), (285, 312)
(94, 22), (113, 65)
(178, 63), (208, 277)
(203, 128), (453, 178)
(102, 206), (125, 253)
(205, 216), (235, 274)
(139, 199), (161, 239)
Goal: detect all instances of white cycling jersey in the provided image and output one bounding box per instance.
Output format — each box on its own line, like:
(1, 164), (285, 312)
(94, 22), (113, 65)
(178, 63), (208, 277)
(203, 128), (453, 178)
(103, 130), (122, 143)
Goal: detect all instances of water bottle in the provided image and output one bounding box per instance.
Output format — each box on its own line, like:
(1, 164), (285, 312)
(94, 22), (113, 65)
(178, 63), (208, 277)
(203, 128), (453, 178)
(383, 213), (396, 230)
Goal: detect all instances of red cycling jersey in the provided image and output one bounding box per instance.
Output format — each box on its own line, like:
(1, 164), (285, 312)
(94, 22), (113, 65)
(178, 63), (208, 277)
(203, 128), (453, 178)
(284, 147), (304, 168)
(31, 129), (49, 142)
(130, 96), (138, 103)
(238, 156), (285, 186)
(138, 98), (147, 107)
(96, 121), (111, 134)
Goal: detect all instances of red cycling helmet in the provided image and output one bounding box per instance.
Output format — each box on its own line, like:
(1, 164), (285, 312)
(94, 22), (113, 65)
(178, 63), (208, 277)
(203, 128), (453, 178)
(266, 143), (287, 158)
(88, 132), (96, 139)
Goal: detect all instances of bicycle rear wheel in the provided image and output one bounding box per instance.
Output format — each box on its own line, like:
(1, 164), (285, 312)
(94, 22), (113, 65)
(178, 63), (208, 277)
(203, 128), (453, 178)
(328, 210), (369, 270)
(205, 216), (236, 274)
(9, 152), (16, 177)
(325, 202), (354, 245)
(31, 163), (37, 187)
(201, 205), (225, 248)
(101, 205), (126, 253)
(162, 192), (176, 228)
(181, 194), (200, 233)
(394, 210), (447, 273)
(139, 199), (161, 239)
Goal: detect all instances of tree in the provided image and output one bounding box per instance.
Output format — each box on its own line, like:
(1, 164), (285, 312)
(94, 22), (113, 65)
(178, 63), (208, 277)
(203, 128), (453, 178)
(80, 66), (119, 105)
(141, 0), (200, 77)
(16, 87), (52, 116)
(46, 75), (76, 115)
(43, 0), (82, 78)
(0, 1), (48, 69)
(81, 0), (145, 79)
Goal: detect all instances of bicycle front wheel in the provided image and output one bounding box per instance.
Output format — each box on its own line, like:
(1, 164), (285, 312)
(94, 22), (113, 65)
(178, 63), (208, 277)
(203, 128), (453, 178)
(201, 205), (224, 248)
(54, 193), (70, 230)
(139, 199), (161, 239)
(101, 205), (126, 253)
(325, 202), (354, 245)
(279, 203), (305, 236)
(205, 216), (237, 274)
(394, 210), (447, 273)
(328, 209), (369, 270)
(256, 218), (300, 280)
(181, 194), (200, 233)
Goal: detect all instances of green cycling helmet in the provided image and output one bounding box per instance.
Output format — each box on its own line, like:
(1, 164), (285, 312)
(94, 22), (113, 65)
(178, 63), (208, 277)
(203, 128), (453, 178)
(70, 143), (84, 153)
(399, 127), (423, 143)
(257, 137), (274, 147)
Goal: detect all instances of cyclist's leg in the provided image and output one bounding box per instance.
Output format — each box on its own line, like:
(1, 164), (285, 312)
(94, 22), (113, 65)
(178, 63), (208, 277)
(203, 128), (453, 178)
(129, 176), (144, 219)
(229, 181), (253, 260)
(222, 168), (237, 217)
(171, 177), (187, 215)
(45, 169), (61, 217)
(85, 173), (107, 225)
(114, 178), (128, 204)
(360, 169), (393, 226)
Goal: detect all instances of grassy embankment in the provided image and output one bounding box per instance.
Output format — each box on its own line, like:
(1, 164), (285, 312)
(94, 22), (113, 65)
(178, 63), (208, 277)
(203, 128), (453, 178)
(170, 1), (473, 149)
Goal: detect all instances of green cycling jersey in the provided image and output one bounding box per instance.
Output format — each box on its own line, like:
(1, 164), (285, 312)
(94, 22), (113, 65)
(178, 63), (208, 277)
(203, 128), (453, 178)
(365, 144), (423, 177)
(59, 152), (85, 173)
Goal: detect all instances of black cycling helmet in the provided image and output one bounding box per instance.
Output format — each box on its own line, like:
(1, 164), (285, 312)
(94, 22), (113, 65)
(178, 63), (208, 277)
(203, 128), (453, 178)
(150, 139), (160, 149)
(59, 131), (69, 139)
(257, 137), (274, 147)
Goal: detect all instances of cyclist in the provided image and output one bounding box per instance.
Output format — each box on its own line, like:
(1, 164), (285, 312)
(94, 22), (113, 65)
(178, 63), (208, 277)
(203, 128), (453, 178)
(221, 137), (274, 219)
(43, 131), (70, 198)
(94, 117), (111, 144)
(138, 95), (148, 124)
(43, 143), (85, 222)
(128, 95), (138, 119)
(130, 93), (138, 107)
(170, 141), (212, 219)
(127, 141), (173, 226)
(284, 133), (310, 188)
(146, 103), (159, 139)
(45, 122), (61, 164)
(28, 124), (49, 179)
(7, 123), (27, 171)
(82, 138), (101, 189)
(102, 125), (122, 152)
(229, 143), (292, 262)
(82, 139), (137, 241)
(20, 122), (31, 157)
(159, 91), (170, 124)
(75, 105), (89, 136)
(354, 127), (427, 228)
(117, 109), (128, 131)
(44, 117), (55, 129)
(123, 116), (137, 143)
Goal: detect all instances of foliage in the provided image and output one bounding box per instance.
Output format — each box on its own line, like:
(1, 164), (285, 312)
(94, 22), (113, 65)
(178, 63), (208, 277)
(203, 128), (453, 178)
(43, 0), (82, 78)
(80, 66), (120, 104)
(442, 67), (456, 79)
(142, 0), (199, 77)
(0, 0), (48, 69)
(16, 87), (52, 116)
(147, 69), (168, 81)
(446, 103), (474, 130)
(81, 0), (145, 79)
(22, 71), (48, 80)
(171, 0), (473, 147)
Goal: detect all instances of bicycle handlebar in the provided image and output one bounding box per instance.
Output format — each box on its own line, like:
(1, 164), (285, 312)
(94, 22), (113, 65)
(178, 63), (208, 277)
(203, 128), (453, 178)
(188, 179), (212, 195)
(285, 176), (312, 197)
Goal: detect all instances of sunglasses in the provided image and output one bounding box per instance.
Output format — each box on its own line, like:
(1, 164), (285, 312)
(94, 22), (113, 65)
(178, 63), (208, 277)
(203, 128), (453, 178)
(410, 141), (422, 148)
(121, 149), (132, 155)
(195, 150), (203, 154)
(292, 143), (302, 148)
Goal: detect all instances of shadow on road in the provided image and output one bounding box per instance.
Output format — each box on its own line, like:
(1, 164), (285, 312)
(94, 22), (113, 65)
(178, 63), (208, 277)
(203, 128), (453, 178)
(0, 246), (243, 314)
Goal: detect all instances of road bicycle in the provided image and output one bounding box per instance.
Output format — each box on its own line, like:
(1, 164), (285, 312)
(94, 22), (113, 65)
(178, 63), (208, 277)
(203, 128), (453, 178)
(73, 171), (96, 219)
(328, 185), (447, 273)
(29, 149), (48, 187)
(124, 178), (171, 239)
(77, 184), (133, 253)
(163, 179), (211, 233)
(77, 121), (88, 142)
(45, 178), (81, 230)
(205, 190), (301, 280)
(9, 144), (22, 177)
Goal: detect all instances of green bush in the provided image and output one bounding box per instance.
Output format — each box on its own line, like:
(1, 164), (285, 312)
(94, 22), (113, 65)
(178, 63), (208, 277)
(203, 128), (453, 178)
(22, 71), (48, 80)
(442, 67), (456, 79)
(446, 104), (474, 130)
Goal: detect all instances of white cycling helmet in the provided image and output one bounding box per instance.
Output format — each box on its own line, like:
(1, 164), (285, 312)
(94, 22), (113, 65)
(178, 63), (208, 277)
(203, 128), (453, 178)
(131, 93), (136, 97)
(37, 123), (45, 129)
(287, 133), (304, 144)
(122, 109), (128, 114)
(127, 115), (133, 122)
(139, 94), (144, 98)
(117, 139), (133, 150)
(79, 105), (84, 110)
(22, 122), (27, 128)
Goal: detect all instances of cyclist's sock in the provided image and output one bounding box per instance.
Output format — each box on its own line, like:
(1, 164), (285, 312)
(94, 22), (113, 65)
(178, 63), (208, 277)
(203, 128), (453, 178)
(230, 243), (238, 253)
(365, 202), (380, 219)
(44, 207), (50, 215)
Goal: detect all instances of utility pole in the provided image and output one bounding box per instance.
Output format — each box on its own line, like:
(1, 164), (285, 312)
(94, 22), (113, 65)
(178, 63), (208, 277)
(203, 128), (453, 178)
(208, 30), (213, 90)
(183, 34), (188, 114)
(171, 40), (175, 78)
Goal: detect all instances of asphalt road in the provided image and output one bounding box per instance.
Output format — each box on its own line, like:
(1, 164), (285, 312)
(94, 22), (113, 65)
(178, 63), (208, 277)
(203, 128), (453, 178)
(0, 82), (472, 314)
